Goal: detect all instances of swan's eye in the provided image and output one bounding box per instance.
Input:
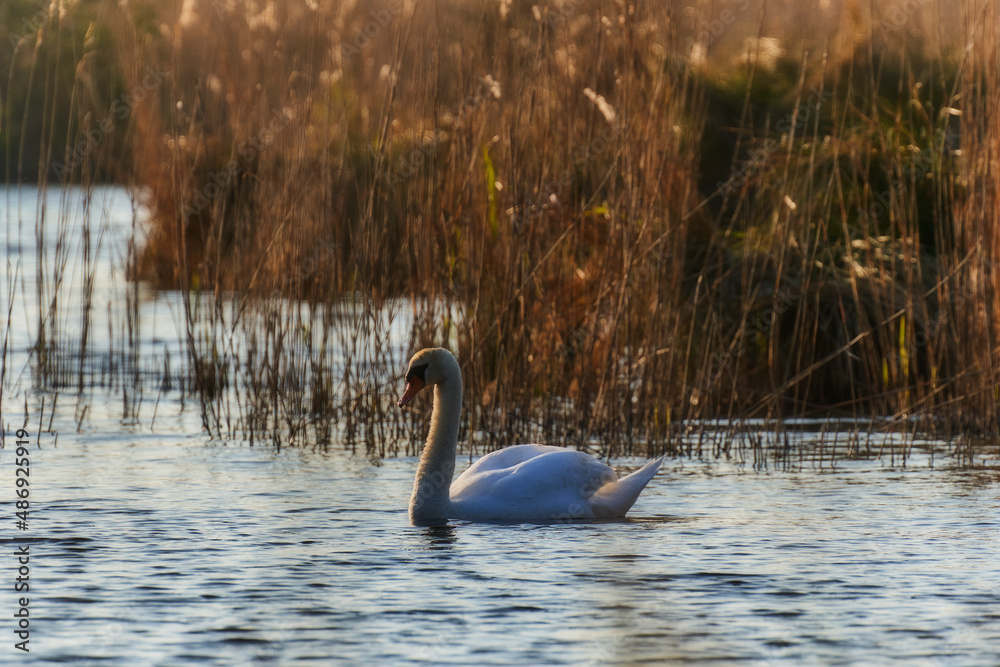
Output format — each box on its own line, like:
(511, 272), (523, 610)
(406, 363), (429, 383)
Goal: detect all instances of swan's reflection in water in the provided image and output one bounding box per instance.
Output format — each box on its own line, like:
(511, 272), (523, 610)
(422, 524), (457, 549)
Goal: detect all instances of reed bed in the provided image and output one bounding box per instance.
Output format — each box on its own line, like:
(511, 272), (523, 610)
(3, 0), (999, 463)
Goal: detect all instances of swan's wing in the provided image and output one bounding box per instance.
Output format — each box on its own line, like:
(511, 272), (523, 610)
(458, 444), (565, 476)
(451, 449), (617, 521)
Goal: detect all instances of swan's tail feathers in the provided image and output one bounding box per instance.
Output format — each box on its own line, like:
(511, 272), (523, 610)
(589, 456), (665, 518)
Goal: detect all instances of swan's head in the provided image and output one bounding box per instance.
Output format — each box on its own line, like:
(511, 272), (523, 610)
(397, 347), (460, 407)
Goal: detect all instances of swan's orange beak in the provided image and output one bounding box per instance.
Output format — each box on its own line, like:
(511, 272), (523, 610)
(397, 377), (425, 407)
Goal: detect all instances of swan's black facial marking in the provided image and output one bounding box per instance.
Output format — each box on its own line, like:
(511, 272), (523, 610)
(406, 363), (429, 384)
(398, 362), (429, 407)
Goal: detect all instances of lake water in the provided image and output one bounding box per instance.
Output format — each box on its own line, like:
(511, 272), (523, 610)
(2, 187), (1000, 665)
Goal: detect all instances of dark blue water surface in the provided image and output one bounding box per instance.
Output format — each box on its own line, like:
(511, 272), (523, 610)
(0, 425), (995, 666)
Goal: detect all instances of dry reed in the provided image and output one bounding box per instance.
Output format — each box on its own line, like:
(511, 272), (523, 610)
(3, 0), (999, 464)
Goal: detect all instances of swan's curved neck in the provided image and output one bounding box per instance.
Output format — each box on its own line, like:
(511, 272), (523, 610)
(409, 373), (462, 525)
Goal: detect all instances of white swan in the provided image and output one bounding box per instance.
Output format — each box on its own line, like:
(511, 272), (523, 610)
(397, 347), (664, 525)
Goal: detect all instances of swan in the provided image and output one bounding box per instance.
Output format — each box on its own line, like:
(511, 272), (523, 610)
(397, 347), (664, 525)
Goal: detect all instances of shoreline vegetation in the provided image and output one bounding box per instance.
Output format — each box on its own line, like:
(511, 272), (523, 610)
(2, 0), (999, 462)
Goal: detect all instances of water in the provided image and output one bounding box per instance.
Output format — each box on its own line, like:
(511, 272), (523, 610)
(6, 435), (1000, 665)
(2, 187), (1000, 665)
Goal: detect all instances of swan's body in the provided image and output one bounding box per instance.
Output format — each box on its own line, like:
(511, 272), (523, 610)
(398, 348), (664, 525)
